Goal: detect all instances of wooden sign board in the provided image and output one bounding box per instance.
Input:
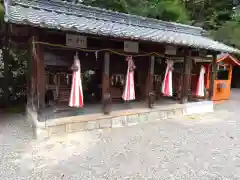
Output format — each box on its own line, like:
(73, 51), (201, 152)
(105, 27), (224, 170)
(66, 34), (87, 48)
(124, 41), (139, 53)
(165, 45), (177, 55)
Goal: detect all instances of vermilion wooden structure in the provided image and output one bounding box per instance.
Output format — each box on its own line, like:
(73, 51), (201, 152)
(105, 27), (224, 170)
(206, 54), (240, 102)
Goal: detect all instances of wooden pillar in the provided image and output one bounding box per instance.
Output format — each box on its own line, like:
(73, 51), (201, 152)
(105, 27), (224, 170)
(208, 53), (217, 100)
(32, 33), (45, 110)
(27, 37), (33, 108)
(30, 36), (38, 110)
(146, 56), (155, 97)
(180, 50), (192, 104)
(102, 52), (110, 99)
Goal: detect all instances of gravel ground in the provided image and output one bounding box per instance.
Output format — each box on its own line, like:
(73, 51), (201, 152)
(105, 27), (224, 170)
(1, 90), (240, 180)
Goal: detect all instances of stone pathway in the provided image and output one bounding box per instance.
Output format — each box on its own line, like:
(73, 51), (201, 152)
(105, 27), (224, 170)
(1, 96), (240, 179)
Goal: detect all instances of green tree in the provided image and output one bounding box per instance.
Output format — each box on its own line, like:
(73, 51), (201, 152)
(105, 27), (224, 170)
(0, 0), (4, 35)
(82, 0), (190, 23)
(0, 5), (3, 23)
(184, 0), (235, 29)
(212, 20), (240, 49)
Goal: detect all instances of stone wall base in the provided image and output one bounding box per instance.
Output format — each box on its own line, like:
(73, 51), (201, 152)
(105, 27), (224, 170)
(26, 101), (214, 140)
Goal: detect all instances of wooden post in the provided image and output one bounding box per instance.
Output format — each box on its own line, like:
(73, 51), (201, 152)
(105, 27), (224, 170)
(102, 52), (111, 114)
(30, 36), (38, 110)
(208, 53), (217, 100)
(146, 56), (155, 107)
(149, 56), (155, 92)
(27, 37), (32, 107)
(146, 56), (155, 96)
(102, 52), (110, 99)
(32, 33), (45, 110)
(180, 50), (192, 104)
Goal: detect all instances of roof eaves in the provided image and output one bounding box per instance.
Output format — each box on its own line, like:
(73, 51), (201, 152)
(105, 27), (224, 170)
(11, 0), (204, 36)
(4, 0), (240, 55)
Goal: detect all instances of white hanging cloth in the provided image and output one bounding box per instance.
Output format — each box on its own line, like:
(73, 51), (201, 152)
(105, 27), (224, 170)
(69, 53), (84, 108)
(162, 60), (174, 96)
(196, 66), (206, 97)
(122, 56), (136, 101)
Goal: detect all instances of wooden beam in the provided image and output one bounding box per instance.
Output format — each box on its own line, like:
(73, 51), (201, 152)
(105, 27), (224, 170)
(180, 49), (192, 104)
(208, 53), (217, 100)
(32, 33), (45, 109)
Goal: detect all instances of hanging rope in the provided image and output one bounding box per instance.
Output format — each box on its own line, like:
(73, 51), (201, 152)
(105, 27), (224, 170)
(32, 41), (166, 58)
(8, 39), (168, 58)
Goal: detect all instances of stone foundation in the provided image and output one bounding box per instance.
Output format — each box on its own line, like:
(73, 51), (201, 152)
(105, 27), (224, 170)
(26, 101), (214, 140)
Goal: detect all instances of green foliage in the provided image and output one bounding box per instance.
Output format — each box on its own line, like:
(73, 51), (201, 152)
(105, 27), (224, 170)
(82, 0), (190, 23)
(0, 45), (28, 107)
(0, 1), (3, 24)
(135, 0), (190, 23)
(185, 0), (235, 29)
(212, 20), (240, 49)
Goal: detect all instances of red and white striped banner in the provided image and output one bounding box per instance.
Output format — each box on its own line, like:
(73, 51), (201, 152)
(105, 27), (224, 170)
(196, 66), (206, 97)
(69, 54), (84, 108)
(122, 56), (136, 101)
(162, 60), (173, 96)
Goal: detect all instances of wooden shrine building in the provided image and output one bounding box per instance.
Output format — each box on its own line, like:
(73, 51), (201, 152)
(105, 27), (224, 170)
(3, 0), (240, 135)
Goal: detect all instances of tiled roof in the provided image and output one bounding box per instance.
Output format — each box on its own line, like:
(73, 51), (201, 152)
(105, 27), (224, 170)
(4, 0), (240, 54)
